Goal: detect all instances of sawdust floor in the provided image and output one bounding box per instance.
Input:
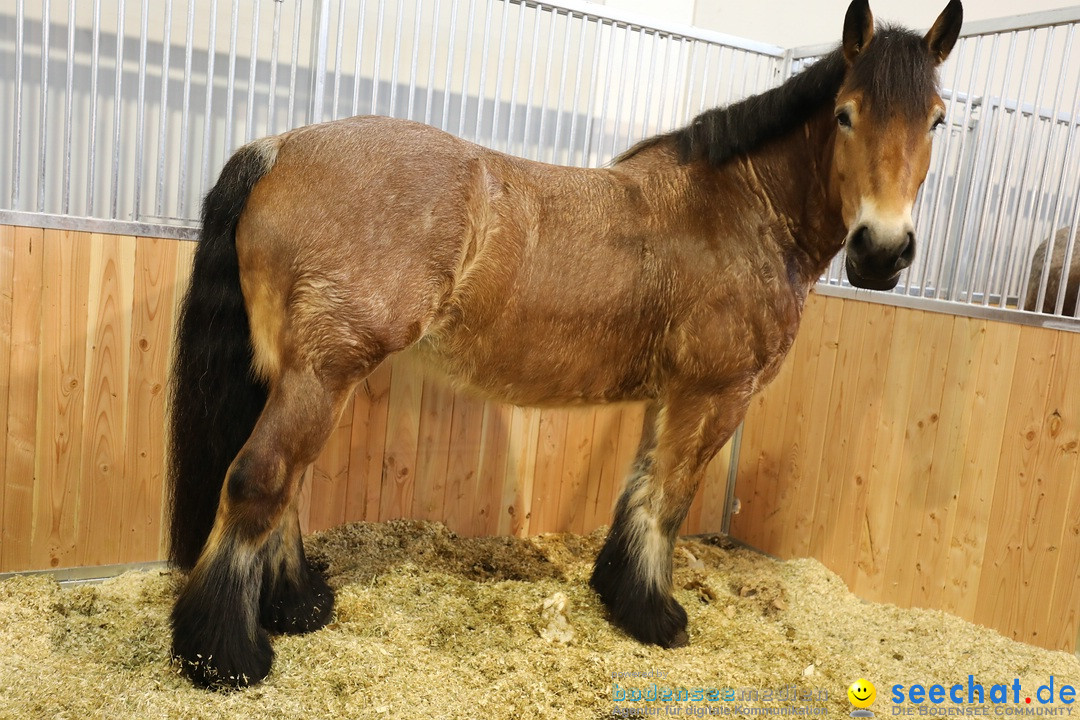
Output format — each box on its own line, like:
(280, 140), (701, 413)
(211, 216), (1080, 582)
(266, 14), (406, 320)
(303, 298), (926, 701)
(0, 520), (1077, 720)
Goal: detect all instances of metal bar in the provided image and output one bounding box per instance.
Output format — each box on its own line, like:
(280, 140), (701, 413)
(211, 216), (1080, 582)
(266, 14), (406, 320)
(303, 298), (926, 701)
(697, 42), (713, 113)
(389, 0), (406, 116)
(520, 3), (541, 158)
(133, 0), (151, 221)
(474, 0), (494, 141)
(85, 0), (101, 215)
(287, 0), (301, 125)
(505, 0), (785, 57)
(456, 0), (475, 138)
(246, 0), (261, 136)
(351, 0), (367, 116)
(536, 9), (557, 158)
(424, 0), (441, 126)
(609, 23), (632, 160)
(408, 0), (424, 121)
(1013, 25), (1073, 309)
(61, 0), (76, 215)
(154, 0), (174, 219)
(309, 0), (331, 124)
(331, 0), (346, 119)
(588, 20), (616, 167)
(439, 0), (459, 130)
(549, 11), (573, 163)
(38, 0), (50, 213)
(371, 0), (386, 115)
(12, 0), (25, 208)
(199, 0), (219, 197)
(176, 0), (195, 218)
(267, 0), (282, 133)
(110, 0), (125, 218)
(224, 0), (240, 153)
(669, 37), (687, 128)
(637, 31), (658, 144)
(0, 210), (202, 242)
(572, 17), (601, 167)
(1050, 116), (1080, 315)
(623, 30), (645, 148)
(490, 0), (509, 144)
(505, 0), (526, 149)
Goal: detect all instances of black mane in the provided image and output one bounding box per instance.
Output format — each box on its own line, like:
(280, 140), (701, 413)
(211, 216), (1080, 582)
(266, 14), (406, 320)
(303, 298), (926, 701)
(615, 26), (937, 168)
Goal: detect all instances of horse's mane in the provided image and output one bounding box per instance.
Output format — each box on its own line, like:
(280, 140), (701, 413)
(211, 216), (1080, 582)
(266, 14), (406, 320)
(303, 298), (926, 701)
(614, 26), (937, 168)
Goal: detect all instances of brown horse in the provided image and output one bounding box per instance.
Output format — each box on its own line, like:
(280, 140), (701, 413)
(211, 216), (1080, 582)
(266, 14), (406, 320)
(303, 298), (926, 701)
(167, 0), (962, 688)
(1024, 227), (1080, 317)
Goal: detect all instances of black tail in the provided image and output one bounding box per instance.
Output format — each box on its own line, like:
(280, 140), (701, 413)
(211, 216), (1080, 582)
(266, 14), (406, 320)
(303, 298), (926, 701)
(168, 140), (279, 570)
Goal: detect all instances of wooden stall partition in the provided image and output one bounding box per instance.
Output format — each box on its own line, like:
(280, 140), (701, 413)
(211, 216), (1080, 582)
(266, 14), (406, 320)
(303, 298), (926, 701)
(731, 292), (1080, 652)
(0, 225), (733, 574)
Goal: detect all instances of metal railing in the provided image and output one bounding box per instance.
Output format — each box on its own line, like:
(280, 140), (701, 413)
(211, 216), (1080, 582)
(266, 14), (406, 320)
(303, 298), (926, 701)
(2, 1), (1080, 325)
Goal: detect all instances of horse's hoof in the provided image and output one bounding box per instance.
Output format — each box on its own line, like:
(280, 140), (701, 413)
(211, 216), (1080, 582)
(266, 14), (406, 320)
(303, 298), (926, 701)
(171, 620), (274, 690)
(590, 538), (690, 648)
(260, 562), (335, 635)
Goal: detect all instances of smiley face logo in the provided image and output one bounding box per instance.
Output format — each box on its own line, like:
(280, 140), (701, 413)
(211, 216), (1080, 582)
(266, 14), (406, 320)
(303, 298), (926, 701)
(848, 679), (876, 709)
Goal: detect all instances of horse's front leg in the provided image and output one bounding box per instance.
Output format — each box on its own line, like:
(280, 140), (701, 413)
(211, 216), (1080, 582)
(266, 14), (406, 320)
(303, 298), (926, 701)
(590, 389), (749, 647)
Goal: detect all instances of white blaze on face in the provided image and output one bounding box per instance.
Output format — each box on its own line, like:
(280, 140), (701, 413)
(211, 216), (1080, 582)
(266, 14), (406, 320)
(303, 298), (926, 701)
(847, 197), (915, 252)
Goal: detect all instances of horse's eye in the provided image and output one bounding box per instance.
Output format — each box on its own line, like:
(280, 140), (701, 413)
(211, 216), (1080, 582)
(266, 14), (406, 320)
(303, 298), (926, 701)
(836, 111), (853, 129)
(931, 115), (946, 132)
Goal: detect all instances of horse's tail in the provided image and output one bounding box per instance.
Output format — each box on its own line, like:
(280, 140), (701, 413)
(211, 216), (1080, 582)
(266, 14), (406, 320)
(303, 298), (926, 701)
(167, 138), (279, 570)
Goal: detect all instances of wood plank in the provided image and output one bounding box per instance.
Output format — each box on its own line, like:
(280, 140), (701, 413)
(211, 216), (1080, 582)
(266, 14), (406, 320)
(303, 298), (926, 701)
(851, 306), (926, 598)
(942, 321), (1021, 620)
(583, 407), (625, 533)
(77, 233), (136, 567)
(787, 293), (845, 558)
(917, 316), (986, 610)
(473, 401), (513, 536)
(1017, 331), (1080, 646)
(32, 229), (92, 570)
(973, 325), (1058, 637)
(529, 408), (570, 534)
(119, 236), (179, 563)
(442, 391), (486, 536)
(882, 311), (955, 608)
(0, 227), (15, 561)
(1048, 336), (1080, 650)
(410, 372), (454, 523)
(500, 405), (542, 536)
(691, 437), (733, 535)
(344, 360), (393, 523)
(379, 353), (425, 522)
(306, 394), (356, 533)
(1, 226), (44, 572)
(556, 407), (597, 535)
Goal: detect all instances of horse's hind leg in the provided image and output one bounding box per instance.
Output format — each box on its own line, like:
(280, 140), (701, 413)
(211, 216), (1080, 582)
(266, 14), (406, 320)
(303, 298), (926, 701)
(590, 390), (749, 647)
(171, 368), (353, 689)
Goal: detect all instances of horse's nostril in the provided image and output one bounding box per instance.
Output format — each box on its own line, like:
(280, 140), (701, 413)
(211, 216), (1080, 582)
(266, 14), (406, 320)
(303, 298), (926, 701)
(896, 232), (916, 270)
(849, 225), (871, 253)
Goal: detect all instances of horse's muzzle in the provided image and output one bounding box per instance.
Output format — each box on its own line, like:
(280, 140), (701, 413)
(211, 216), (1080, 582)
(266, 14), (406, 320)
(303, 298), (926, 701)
(844, 224), (915, 291)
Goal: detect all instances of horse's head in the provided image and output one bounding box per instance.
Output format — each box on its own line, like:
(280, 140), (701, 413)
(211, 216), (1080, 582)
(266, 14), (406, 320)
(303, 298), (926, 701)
(830, 0), (963, 290)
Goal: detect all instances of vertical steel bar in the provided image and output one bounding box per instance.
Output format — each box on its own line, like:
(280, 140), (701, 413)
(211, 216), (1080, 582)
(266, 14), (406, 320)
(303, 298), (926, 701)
(389, 0), (406, 116)
(670, 38), (687, 128)
(11, 0), (24, 208)
(440, 0), (459, 130)
(245, 0), (261, 136)
(473, 0), (494, 141)
(371, 0), (386, 114)
(85, 0), (101, 214)
(224, 0), (240, 154)
(308, 0), (331, 123)
(1003, 27), (1065, 307)
(520, 3), (541, 157)
(548, 12), (573, 163)
(683, 40), (699, 121)
(504, 0), (525, 149)
(564, 14), (589, 164)
(458, 0), (478, 137)
(1048, 101), (1080, 314)
(424, 0), (442, 125)
(609, 23), (633, 159)
(199, 0), (219, 197)
(37, 0), (50, 213)
(287, 0), (301, 125)
(535, 9), (557, 158)
(109, 0), (124, 218)
(154, 0), (174, 219)
(61, 0), (76, 215)
(177, 0), (195, 218)
(331, 0), (345, 119)
(697, 43), (712, 113)
(490, 0), (510, 145)
(637, 32), (658, 144)
(351, 0), (367, 116)
(133, 0), (150, 221)
(267, 0), (282, 133)
(589, 20), (616, 167)
(573, 18), (602, 167)
(408, 0), (424, 121)
(624, 31), (645, 148)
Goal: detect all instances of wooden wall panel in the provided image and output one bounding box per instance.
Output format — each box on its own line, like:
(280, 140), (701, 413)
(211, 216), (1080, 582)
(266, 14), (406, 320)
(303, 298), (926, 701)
(732, 292), (1080, 652)
(0, 226), (733, 575)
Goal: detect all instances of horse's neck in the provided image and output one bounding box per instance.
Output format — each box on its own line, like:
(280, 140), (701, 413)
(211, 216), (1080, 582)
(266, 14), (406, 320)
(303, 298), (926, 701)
(733, 108), (847, 285)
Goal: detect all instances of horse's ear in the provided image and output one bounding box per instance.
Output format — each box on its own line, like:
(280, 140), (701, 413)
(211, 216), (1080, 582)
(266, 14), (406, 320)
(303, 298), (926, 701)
(924, 0), (963, 64)
(843, 0), (874, 65)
